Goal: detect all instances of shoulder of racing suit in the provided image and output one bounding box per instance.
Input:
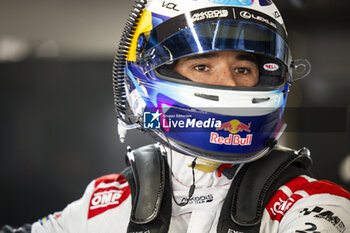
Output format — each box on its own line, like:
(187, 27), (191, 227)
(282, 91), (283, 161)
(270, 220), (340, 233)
(261, 175), (350, 232)
(27, 174), (132, 233)
(2, 144), (350, 233)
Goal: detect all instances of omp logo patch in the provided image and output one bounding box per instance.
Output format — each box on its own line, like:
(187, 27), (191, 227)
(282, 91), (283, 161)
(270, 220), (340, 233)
(90, 189), (123, 209)
(88, 174), (130, 219)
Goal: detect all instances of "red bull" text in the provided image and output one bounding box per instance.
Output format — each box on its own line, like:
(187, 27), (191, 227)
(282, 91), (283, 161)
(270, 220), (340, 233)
(209, 132), (253, 146)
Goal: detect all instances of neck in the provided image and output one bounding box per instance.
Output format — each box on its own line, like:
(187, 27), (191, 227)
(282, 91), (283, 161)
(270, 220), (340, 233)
(164, 146), (233, 190)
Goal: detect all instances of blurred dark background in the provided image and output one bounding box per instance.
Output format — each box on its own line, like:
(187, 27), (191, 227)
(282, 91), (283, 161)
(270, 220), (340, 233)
(1, 0), (349, 226)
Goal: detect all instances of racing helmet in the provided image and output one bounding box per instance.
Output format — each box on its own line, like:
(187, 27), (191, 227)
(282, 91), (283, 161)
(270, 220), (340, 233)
(113, 0), (310, 163)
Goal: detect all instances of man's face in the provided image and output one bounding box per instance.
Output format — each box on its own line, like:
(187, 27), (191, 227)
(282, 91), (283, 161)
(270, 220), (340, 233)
(174, 51), (259, 87)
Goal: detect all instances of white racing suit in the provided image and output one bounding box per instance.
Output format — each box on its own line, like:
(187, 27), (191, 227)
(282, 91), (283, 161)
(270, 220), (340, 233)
(4, 147), (350, 233)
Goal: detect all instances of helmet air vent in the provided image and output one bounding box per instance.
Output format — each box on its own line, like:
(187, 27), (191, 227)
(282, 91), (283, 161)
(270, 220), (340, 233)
(194, 93), (219, 101)
(252, 97), (270, 104)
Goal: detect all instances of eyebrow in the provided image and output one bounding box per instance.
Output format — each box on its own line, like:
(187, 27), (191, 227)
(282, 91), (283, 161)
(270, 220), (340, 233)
(183, 53), (219, 61)
(236, 53), (258, 64)
(182, 52), (258, 64)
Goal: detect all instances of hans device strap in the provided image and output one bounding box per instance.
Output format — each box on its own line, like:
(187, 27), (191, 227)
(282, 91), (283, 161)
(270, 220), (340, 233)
(217, 146), (312, 233)
(123, 144), (312, 233)
(122, 144), (171, 233)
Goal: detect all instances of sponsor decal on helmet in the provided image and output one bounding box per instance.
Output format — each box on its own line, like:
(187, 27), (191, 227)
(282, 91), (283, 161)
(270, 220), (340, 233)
(210, 119), (253, 146)
(263, 63), (279, 71)
(216, 119), (251, 133)
(148, 6), (286, 46)
(192, 9), (229, 22)
(238, 10), (277, 29)
(210, 133), (252, 146)
(162, 1), (179, 12)
(192, 0), (253, 6)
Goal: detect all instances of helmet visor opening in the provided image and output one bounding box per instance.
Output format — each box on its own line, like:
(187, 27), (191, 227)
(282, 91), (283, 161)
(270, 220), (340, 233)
(139, 20), (290, 75)
(155, 52), (287, 90)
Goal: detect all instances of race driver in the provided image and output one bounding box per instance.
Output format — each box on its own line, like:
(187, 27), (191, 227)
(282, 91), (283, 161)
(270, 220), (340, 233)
(2, 0), (350, 232)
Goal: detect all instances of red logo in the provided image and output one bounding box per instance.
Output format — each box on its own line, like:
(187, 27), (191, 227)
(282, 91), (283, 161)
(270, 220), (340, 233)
(269, 197), (296, 216)
(213, 119), (253, 146)
(88, 174), (130, 219)
(216, 119), (251, 133)
(263, 63), (279, 71)
(210, 132), (252, 146)
(265, 189), (303, 221)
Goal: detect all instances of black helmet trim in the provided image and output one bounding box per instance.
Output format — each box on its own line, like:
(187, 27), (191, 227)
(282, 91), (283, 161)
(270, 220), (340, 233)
(149, 6), (287, 46)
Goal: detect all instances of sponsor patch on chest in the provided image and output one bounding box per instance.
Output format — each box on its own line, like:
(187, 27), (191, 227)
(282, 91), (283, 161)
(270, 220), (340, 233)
(88, 174), (130, 219)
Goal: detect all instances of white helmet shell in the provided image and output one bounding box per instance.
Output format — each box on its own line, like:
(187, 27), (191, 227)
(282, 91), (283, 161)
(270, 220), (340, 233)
(145, 0), (285, 30)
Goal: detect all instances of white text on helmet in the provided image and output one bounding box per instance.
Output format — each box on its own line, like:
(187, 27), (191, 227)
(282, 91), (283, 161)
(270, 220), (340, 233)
(192, 9), (229, 22)
(239, 10), (277, 29)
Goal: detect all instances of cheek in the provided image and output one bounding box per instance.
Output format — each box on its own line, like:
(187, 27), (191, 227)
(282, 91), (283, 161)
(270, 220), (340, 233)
(174, 63), (186, 76)
(248, 69), (259, 85)
(188, 73), (212, 84)
(236, 72), (259, 86)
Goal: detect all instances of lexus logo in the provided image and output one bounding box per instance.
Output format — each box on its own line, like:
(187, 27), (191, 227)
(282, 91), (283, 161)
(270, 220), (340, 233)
(239, 11), (251, 19)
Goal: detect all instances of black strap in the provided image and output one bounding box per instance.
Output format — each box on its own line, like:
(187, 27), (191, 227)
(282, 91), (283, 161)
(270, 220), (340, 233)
(123, 144), (312, 233)
(122, 144), (171, 233)
(217, 146), (312, 233)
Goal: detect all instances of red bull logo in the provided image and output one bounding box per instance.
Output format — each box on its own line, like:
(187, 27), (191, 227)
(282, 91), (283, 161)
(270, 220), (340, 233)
(216, 119), (251, 133)
(210, 119), (253, 146)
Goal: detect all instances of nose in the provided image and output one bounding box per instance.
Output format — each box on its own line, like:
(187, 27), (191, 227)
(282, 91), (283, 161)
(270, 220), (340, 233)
(214, 64), (237, 86)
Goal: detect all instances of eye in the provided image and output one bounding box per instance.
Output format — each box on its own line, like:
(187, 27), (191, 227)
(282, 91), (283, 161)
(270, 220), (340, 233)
(234, 67), (250, 74)
(194, 64), (210, 72)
